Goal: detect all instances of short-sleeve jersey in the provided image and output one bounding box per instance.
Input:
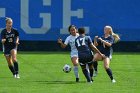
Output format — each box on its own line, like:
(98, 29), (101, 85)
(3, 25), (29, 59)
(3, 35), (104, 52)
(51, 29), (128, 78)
(75, 35), (93, 63)
(97, 35), (114, 56)
(1, 28), (19, 48)
(64, 33), (79, 53)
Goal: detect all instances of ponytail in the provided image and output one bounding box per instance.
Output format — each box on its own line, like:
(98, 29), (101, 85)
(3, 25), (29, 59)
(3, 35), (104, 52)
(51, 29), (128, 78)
(112, 33), (120, 43)
(105, 25), (120, 43)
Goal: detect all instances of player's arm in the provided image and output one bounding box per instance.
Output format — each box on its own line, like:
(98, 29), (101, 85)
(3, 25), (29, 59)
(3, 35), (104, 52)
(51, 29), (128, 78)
(16, 36), (19, 45)
(90, 43), (105, 58)
(94, 36), (98, 46)
(15, 30), (20, 45)
(1, 39), (6, 44)
(98, 37), (112, 47)
(1, 31), (6, 44)
(57, 38), (67, 48)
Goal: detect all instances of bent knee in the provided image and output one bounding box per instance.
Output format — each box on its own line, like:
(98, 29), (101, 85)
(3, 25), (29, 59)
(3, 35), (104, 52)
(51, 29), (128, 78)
(12, 58), (17, 62)
(104, 65), (109, 70)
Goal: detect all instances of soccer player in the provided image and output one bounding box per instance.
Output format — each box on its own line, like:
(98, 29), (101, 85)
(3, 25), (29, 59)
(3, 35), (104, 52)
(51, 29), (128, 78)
(94, 25), (120, 83)
(1, 17), (20, 78)
(57, 25), (80, 82)
(75, 27), (105, 83)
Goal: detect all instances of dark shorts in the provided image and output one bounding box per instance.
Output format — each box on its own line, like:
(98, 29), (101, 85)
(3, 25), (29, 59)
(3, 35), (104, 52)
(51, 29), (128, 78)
(4, 46), (17, 56)
(79, 55), (93, 66)
(101, 49), (113, 59)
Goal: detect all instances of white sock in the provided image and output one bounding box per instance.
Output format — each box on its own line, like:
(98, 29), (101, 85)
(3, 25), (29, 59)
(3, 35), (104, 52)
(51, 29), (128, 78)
(73, 66), (79, 78)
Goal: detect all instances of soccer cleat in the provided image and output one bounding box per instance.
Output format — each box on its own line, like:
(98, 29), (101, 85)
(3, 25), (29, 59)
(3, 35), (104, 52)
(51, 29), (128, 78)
(93, 71), (98, 77)
(112, 79), (116, 83)
(87, 81), (93, 84)
(16, 74), (20, 79)
(76, 78), (79, 82)
(13, 74), (16, 78)
(91, 78), (94, 82)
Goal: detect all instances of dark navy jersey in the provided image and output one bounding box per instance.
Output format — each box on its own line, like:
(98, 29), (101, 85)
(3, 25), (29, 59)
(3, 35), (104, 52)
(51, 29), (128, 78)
(75, 35), (93, 63)
(97, 35), (114, 57)
(1, 28), (19, 48)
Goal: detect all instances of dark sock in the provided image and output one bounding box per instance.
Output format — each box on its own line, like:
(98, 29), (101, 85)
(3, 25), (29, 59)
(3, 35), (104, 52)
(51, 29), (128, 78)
(106, 68), (113, 80)
(93, 61), (98, 72)
(89, 68), (93, 77)
(82, 69), (91, 82)
(8, 65), (16, 75)
(13, 62), (19, 74)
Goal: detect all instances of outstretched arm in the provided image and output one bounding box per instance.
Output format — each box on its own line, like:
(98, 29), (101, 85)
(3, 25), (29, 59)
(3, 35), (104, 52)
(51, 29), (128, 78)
(94, 36), (98, 46)
(57, 38), (67, 48)
(90, 44), (105, 58)
(98, 38), (112, 47)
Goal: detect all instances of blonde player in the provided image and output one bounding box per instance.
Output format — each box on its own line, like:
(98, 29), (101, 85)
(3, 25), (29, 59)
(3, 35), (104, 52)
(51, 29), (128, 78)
(94, 25), (120, 83)
(1, 17), (20, 78)
(58, 25), (79, 82)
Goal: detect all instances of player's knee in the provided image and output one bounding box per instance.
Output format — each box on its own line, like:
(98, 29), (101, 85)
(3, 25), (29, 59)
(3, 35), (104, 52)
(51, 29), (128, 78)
(104, 65), (109, 70)
(73, 62), (79, 66)
(7, 61), (12, 66)
(12, 58), (17, 62)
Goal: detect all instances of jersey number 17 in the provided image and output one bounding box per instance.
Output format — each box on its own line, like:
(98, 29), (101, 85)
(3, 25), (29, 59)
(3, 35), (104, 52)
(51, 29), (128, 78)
(76, 37), (86, 47)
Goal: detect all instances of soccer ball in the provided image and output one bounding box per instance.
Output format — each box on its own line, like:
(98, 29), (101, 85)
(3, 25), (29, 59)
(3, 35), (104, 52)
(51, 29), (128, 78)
(63, 64), (71, 73)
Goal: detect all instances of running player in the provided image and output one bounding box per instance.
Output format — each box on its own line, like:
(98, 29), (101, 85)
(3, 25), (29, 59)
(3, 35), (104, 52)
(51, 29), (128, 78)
(1, 17), (20, 78)
(94, 25), (120, 83)
(75, 27), (105, 83)
(58, 25), (79, 82)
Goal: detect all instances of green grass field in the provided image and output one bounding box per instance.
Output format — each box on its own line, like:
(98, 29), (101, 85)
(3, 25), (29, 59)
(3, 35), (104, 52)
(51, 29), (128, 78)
(0, 52), (139, 93)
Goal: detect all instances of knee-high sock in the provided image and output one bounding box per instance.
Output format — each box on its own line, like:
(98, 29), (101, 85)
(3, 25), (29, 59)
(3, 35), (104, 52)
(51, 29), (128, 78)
(106, 68), (113, 80)
(89, 68), (93, 77)
(8, 65), (16, 75)
(73, 66), (79, 78)
(82, 69), (91, 82)
(13, 62), (19, 74)
(93, 61), (98, 72)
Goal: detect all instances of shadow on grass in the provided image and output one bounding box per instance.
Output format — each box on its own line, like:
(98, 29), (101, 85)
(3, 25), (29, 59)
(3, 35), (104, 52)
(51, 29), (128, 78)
(33, 80), (86, 84)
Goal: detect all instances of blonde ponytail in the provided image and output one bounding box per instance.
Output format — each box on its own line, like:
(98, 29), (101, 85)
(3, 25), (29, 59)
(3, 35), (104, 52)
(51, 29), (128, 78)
(105, 25), (120, 43)
(112, 33), (120, 43)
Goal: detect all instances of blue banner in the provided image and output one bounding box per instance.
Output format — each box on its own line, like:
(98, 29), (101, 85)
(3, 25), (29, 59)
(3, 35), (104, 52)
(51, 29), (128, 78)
(0, 0), (140, 41)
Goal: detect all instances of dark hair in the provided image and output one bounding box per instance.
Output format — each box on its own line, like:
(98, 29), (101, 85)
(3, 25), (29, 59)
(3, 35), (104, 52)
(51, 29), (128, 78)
(78, 27), (85, 34)
(68, 25), (76, 32)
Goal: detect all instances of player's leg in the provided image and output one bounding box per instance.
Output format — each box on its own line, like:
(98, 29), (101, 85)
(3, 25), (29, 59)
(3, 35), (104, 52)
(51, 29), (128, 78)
(88, 62), (94, 81)
(4, 55), (16, 77)
(94, 53), (103, 61)
(71, 57), (79, 82)
(103, 58), (116, 83)
(80, 63), (91, 82)
(93, 61), (98, 77)
(93, 53), (103, 77)
(11, 49), (20, 78)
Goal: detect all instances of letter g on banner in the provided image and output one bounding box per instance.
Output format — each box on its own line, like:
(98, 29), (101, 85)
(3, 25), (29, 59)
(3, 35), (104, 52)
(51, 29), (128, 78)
(21, 0), (51, 34)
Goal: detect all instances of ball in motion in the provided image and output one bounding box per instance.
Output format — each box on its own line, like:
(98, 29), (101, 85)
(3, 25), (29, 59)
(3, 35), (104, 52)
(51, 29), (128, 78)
(63, 64), (71, 73)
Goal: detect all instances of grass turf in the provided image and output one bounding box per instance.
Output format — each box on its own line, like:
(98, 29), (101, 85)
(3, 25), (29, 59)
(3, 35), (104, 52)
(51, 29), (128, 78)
(0, 52), (139, 93)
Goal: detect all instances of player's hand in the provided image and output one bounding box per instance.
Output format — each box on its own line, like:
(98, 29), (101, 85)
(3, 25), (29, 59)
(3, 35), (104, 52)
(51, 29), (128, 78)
(95, 36), (98, 39)
(94, 36), (98, 40)
(101, 54), (106, 59)
(57, 38), (62, 44)
(1, 39), (6, 44)
(16, 41), (20, 46)
(98, 37), (102, 41)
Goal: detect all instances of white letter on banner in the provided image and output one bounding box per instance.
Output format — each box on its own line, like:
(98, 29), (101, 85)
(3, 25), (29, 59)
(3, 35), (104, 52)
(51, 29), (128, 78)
(60, 0), (89, 34)
(21, 0), (51, 34)
(0, 8), (6, 32)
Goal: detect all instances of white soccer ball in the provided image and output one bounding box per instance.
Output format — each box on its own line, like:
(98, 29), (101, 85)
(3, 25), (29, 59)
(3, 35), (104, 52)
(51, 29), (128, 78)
(63, 64), (71, 73)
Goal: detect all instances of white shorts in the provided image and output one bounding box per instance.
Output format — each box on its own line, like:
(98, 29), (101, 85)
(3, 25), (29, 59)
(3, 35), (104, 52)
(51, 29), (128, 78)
(70, 51), (78, 58)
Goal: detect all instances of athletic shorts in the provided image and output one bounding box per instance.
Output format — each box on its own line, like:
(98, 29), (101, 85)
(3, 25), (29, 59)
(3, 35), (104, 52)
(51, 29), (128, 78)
(70, 51), (78, 58)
